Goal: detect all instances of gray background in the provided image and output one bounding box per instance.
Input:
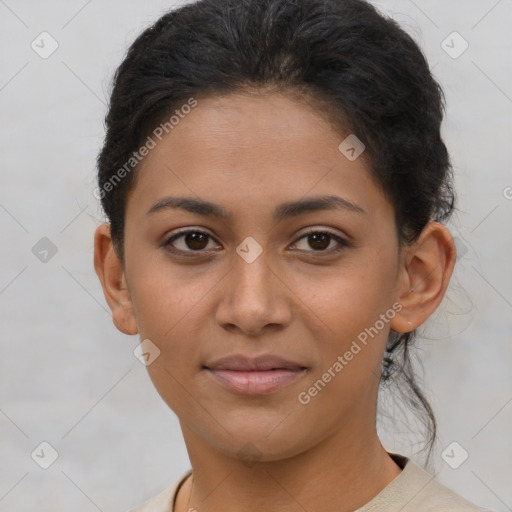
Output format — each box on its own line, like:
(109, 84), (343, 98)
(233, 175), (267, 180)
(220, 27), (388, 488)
(0, 0), (511, 510)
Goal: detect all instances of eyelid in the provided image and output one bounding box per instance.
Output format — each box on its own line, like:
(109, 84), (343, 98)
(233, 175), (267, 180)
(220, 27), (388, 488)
(294, 226), (347, 240)
(166, 226), (215, 239)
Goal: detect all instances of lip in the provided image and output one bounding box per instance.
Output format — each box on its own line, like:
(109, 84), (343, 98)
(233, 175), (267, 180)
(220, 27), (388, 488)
(203, 354), (308, 395)
(205, 354), (306, 371)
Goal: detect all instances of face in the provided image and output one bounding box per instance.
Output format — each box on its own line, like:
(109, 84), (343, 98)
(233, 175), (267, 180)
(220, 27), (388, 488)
(108, 92), (407, 460)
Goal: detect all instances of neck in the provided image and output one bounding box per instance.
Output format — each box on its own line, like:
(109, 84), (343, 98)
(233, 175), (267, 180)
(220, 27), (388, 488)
(174, 422), (402, 512)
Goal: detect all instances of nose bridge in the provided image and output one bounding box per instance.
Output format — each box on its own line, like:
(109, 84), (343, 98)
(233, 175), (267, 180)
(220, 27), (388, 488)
(231, 243), (274, 304)
(215, 241), (290, 334)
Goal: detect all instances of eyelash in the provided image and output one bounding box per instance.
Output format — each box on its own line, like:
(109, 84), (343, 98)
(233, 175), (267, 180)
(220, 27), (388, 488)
(161, 228), (350, 257)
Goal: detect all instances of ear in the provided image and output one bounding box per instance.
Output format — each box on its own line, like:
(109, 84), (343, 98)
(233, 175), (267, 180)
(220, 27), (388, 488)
(390, 221), (457, 334)
(93, 223), (138, 335)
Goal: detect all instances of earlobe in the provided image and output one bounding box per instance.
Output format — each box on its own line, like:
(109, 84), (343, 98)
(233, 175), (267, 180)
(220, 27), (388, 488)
(390, 221), (457, 334)
(93, 223), (139, 335)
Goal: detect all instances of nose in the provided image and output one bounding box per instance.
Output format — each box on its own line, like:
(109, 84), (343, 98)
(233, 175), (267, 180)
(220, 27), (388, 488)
(215, 247), (292, 336)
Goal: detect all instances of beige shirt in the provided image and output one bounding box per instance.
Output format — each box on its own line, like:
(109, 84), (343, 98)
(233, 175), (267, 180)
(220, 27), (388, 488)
(129, 452), (492, 512)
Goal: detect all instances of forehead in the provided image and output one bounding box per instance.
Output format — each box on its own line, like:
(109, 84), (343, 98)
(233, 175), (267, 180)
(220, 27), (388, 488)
(125, 92), (392, 226)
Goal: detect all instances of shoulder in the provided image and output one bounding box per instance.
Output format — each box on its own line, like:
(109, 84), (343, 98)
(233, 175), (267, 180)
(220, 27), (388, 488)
(126, 470), (192, 512)
(357, 452), (494, 512)
(403, 459), (491, 511)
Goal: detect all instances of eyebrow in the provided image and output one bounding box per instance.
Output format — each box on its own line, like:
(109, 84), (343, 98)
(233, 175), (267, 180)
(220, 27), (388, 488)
(146, 194), (366, 221)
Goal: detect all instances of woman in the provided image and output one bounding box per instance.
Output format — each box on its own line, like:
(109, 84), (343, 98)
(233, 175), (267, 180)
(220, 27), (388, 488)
(93, 0), (493, 510)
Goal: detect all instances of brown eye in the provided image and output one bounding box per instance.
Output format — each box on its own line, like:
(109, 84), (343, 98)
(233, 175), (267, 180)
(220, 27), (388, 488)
(182, 232), (209, 250)
(292, 230), (349, 254)
(307, 233), (331, 250)
(163, 230), (220, 254)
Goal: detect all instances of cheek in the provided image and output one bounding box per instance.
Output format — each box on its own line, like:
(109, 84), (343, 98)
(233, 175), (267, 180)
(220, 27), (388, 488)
(131, 268), (213, 412)
(304, 265), (394, 337)
(128, 262), (218, 383)
(298, 258), (396, 378)
(296, 280), (391, 414)
(127, 256), (213, 340)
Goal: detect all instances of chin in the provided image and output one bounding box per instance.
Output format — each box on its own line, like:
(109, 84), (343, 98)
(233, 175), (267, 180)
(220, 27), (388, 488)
(204, 419), (316, 463)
